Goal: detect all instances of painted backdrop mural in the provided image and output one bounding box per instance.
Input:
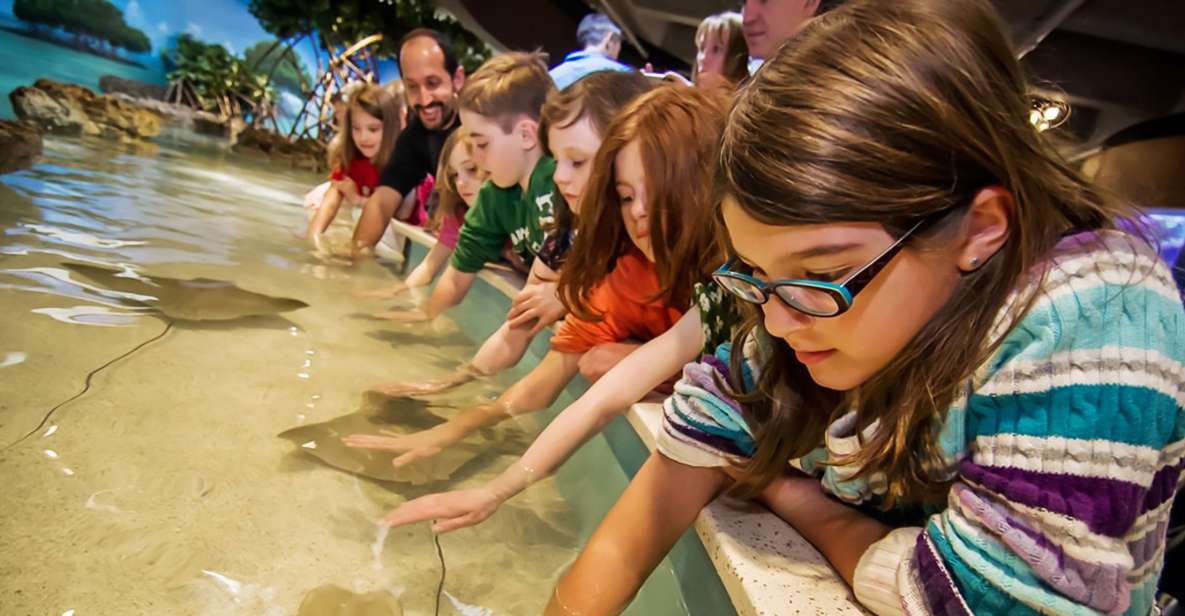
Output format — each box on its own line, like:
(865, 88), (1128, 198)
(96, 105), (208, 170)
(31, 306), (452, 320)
(0, 0), (489, 137)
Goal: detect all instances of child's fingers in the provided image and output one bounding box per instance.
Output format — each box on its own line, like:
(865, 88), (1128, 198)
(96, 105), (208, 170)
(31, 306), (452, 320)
(392, 446), (441, 467)
(382, 498), (438, 527)
(506, 309), (537, 329)
(432, 511), (487, 533)
(530, 318), (551, 336)
(371, 383), (416, 397)
(341, 434), (402, 450)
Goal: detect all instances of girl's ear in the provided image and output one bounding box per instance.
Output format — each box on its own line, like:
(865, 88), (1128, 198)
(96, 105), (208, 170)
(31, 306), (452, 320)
(958, 185), (1011, 272)
(518, 118), (540, 152)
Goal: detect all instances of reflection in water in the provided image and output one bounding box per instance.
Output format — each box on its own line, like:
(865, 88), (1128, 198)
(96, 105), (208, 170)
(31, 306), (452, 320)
(0, 351), (28, 368)
(33, 305), (147, 327)
(21, 222), (147, 249)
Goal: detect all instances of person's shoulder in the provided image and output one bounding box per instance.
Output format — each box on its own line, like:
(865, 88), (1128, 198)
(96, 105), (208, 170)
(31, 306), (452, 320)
(526, 156), (558, 195)
(1038, 229), (1179, 316)
(979, 229), (1184, 386)
(402, 114), (429, 137)
(390, 116), (425, 158)
(533, 155), (557, 179)
(474, 179), (510, 205)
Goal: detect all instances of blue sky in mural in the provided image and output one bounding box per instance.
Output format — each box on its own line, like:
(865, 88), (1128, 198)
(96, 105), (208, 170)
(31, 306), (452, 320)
(0, 0), (399, 86)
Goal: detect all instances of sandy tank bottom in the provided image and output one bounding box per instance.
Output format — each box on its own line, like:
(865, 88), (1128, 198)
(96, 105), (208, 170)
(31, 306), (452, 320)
(0, 135), (691, 615)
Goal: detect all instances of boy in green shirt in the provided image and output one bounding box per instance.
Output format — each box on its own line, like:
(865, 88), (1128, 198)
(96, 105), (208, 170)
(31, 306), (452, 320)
(449, 155), (557, 273)
(381, 51), (558, 322)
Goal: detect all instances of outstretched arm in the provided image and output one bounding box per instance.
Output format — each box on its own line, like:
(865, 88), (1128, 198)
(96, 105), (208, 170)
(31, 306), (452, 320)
(467, 260), (563, 374)
(371, 262), (564, 396)
(351, 185), (402, 250)
(343, 350), (582, 466)
(378, 310), (706, 531)
(372, 265), (477, 323)
(408, 241), (453, 286)
(306, 186), (344, 239)
(546, 453), (727, 615)
(355, 234), (455, 300)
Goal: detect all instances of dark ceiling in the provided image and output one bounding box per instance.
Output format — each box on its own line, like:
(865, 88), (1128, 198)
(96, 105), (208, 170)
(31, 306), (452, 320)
(441, 0), (1185, 152)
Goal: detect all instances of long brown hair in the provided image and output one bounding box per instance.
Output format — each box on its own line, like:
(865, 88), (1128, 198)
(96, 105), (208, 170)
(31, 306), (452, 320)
(328, 83), (401, 171)
(539, 70), (652, 235)
(559, 85), (727, 321)
(693, 12), (749, 85)
(427, 128), (474, 233)
(719, 0), (1142, 506)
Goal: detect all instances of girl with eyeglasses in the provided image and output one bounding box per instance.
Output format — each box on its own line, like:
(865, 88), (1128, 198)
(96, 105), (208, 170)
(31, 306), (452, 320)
(547, 0), (1185, 614)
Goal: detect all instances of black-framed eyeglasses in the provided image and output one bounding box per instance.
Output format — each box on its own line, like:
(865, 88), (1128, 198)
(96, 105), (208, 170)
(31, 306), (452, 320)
(712, 217), (932, 317)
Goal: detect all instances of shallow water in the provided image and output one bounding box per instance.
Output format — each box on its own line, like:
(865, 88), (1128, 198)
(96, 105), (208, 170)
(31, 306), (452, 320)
(0, 134), (696, 615)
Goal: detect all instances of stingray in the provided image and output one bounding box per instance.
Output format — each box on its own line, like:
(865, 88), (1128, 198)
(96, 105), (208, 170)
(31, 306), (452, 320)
(4, 263), (309, 449)
(278, 393), (497, 486)
(59, 261), (308, 322)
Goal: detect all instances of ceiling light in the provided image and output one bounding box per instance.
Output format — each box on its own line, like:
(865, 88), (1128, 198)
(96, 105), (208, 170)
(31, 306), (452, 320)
(1029, 96), (1070, 132)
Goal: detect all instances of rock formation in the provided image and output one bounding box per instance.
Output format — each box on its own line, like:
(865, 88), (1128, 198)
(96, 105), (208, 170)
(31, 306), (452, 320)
(9, 79), (160, 140)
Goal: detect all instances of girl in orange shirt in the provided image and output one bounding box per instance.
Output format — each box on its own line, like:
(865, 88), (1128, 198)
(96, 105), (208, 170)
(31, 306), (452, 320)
(343, 85), (726, 475)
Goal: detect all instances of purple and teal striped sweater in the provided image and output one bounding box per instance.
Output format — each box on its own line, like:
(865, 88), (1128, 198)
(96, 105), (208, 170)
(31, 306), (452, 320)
(656, 231), (1185, 615)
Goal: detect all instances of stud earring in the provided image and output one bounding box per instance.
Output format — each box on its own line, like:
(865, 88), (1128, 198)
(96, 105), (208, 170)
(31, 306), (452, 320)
(968, 256), (982, 270)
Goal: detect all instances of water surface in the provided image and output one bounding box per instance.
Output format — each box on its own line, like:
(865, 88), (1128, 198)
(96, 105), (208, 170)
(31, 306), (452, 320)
(0, 134), (692, 615)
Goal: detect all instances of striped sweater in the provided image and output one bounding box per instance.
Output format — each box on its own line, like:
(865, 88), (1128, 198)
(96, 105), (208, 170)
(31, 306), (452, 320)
(656, 230), (1185, 615)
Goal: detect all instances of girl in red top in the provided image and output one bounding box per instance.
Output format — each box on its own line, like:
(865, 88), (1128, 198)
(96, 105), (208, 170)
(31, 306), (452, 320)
(306, 84), (401, 241)
(343, 85), (727, 474)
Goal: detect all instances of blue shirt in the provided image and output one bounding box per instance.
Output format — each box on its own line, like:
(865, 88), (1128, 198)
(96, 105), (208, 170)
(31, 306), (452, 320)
(548, 50), (634, 90)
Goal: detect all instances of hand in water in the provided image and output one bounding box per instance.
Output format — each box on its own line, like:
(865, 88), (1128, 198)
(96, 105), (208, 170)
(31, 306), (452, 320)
(371, 308), (430, 323)
(370, 378), (458, 397)
(506, 282), (565, 334)
(354, 281), (410, 299)
(381, 487), (502, 531)
(332, 243), (365, 260)
(341, 425), (461, 467)
(370, 365), (481, 397)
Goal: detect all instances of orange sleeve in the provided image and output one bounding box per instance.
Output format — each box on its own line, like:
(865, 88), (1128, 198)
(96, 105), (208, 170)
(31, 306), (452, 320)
(549, 282), (626, 354)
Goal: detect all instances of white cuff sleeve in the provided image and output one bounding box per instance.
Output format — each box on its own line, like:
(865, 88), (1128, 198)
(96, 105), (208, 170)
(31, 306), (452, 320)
(853, 527), (923, 616)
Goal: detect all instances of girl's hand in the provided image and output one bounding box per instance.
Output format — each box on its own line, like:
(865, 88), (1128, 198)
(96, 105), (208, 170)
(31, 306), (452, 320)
(341, 425), (462, 467)
(506, 282), (566, 334)
(381, 487), (502, 532)
(370, 378), (458, 398)
(371, 364), (483, 398)
(371, 308), (430, 323)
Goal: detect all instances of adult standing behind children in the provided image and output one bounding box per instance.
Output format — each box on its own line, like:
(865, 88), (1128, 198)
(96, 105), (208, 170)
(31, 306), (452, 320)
(741, 0), (836, 72)
(348, 29), (465, 255)
(372, 52), (559, 324)
(549, 13), (635, 91)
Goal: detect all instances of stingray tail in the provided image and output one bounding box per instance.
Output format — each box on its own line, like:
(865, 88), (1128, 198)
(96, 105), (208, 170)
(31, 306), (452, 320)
(3, 319), (174, 450)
